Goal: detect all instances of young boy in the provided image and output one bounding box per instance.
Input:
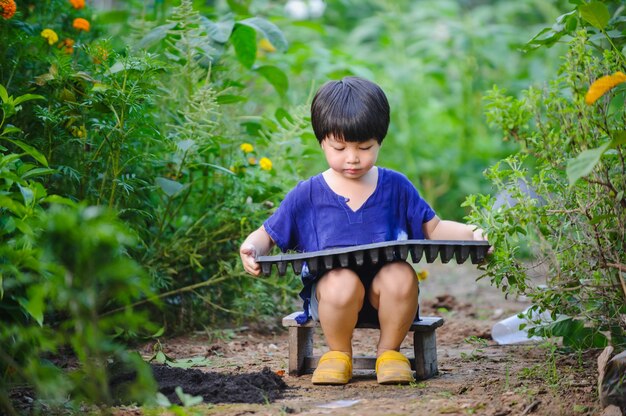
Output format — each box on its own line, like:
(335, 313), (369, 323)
(240, 76), (486, 385)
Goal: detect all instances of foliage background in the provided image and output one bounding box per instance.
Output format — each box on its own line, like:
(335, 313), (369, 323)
(3, 0), (623, 412)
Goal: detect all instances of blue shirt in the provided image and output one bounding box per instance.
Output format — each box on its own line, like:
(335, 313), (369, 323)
(263, 167), (436, 322)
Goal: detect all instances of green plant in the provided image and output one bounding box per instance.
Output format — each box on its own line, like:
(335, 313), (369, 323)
(518, 341), (561, 389)
(460, 335), (489, 361)
(465, 3), (626, 348)
(1, 204), (159, 413)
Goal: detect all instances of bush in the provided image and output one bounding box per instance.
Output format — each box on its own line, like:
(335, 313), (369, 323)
(465, 3), (626, 349)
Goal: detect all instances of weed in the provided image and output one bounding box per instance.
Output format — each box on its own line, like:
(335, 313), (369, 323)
(460, 336), (489, 361)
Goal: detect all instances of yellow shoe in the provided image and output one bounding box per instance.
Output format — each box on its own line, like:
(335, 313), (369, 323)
(375, 350), (415, 384)
(311, 351), (352, 385)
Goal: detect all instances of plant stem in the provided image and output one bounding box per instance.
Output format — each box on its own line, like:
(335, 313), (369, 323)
(102, 273), (234, 316)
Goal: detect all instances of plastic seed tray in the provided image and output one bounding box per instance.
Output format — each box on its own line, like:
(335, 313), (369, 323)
(256, 240), (490, 276)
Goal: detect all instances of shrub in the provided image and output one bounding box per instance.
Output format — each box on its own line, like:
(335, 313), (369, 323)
(465, 7), (626, 348)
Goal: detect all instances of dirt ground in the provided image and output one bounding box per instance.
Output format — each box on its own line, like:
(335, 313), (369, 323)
(119, 261), (603, 416)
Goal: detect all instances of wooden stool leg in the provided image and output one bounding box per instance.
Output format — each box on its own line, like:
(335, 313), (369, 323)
(289, 326), (314, 376)
(414, 330), (438, 380)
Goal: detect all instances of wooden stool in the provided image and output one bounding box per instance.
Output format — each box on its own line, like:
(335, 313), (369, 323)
(282, 311), (444, 379)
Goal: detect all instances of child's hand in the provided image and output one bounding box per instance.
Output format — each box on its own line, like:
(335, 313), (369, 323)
(472, 227), (493, 254)
(472, 227), (487, 242)
(240, 243), (261, 276)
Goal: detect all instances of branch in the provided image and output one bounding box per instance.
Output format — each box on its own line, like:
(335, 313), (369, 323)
(607, 262), (626, 272)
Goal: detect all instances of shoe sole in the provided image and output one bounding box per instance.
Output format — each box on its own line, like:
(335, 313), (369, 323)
(377, 376), (415, 385)
(312, 378), (350, 385)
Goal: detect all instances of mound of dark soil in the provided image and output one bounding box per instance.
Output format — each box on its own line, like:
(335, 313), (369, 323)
(151, 365), (288, 404)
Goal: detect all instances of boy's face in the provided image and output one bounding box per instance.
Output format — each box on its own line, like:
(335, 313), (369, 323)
(321, 135), (380, 180)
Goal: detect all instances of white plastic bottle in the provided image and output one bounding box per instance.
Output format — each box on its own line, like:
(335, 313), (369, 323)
(491, 308), (547, 345)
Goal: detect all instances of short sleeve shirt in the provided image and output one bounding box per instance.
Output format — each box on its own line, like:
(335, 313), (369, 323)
(263, 167), (436, 321)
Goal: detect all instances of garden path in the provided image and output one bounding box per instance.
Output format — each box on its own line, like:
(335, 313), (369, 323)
(122, 262), (601, 416)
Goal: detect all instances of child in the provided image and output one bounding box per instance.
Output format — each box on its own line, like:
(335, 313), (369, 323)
(240, 76), (487, 385)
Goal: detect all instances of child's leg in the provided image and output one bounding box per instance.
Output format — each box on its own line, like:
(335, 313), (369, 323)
(316, 268), (365, 357)
(368, 261), (418, 356)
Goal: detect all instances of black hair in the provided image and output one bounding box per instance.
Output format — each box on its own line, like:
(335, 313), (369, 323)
(310, 76), (390, 144)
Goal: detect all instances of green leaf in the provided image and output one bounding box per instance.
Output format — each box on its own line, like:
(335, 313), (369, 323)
(21, 167), (56, 180)
(2, 138), (49, 167)
(275, 107), (294, 127)
(239, 17), (288, 52)
(155, 177), (184, 197)
(165, 356), (213, 369)
(0, 195), (22, 215)
(41, 195), (77, 206)
(0, 84), (9, 103)
(231, 24), (257, 69)
(18, 184), (34, 206)
(14, 218), (33, 236)
(589, 214), (612, 225)
(566, 141), (611, 186)
(155, 393), (171, 407)
(175, 386), (203, 407)
(579, 2), (610, 30)
(197, 162), (236, 175)
(2, 125), (21, 136)
(216, 94), (247, 104)
(201, 15), (235, 43)
(19, 285), (46, 326)
(610, 130), (626, 147)
(13, 94), (45, 106)
(136, 22), (177, 51)
(255, 65), (289, 96)
(155, 351), (167, 364)
(152, 327), (165, 338)
(227, 0), (251, 14)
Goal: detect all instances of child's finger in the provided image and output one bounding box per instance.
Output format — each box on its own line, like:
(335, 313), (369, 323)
(244, 256), (261, 275)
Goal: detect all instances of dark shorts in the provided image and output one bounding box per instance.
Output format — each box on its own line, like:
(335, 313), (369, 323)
(309, 262), (386, 325)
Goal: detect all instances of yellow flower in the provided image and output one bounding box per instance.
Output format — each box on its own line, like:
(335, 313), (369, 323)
(417, 269), (429, 282)
(259, 38), (276, 53)
(240, 143), (254, 153)
(259, 157), (272, 171)
(69, 0), (85, 9)
(92, 45), (109, 64)
(248, 157), (257, 165)
(585, 72), (626, 105)
(41, 29), (59, 45)
(73, 17), (90, 32)
(0, 0), (16, 20)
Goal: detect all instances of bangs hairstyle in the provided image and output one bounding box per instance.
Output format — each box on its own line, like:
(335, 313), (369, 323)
(311, 76), (390, 144)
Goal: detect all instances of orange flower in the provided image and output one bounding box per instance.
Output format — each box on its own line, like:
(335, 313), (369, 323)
(69, 0), (85, 9)
(0, 0), (16, 19)
(58, 38), (75, 54)
(585, 72), (626, 105)
(72, 17), (90, 32)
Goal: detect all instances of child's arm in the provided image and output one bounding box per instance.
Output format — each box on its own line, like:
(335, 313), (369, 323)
(423, 216), (486, 241)
(240, 225), (275, 276)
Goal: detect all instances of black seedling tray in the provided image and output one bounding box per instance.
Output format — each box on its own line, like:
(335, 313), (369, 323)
(256, 240), (490, 276)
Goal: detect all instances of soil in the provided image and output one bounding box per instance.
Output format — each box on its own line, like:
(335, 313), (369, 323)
(115, 262), (604, 416)
(147, 365), (287, 404)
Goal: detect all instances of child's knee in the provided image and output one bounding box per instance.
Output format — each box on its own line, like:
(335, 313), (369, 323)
(375, 261), (418, 298)
(317, 268), (364, 306)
